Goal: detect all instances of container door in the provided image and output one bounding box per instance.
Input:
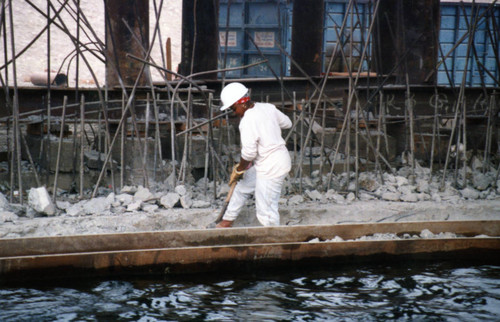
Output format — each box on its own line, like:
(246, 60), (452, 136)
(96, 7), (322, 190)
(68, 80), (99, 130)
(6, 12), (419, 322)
(219, 0), (292, 78)
(438, 3), (500, 87)
(323, 0), (373, 74)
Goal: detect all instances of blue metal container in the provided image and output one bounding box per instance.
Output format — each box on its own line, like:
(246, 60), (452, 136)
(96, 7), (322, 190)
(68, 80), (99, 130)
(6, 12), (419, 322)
(438, 2), (500, 87)
(218, 0), (292, 78)
(218, 0), (499, 85)
(322, 0), (373, 74)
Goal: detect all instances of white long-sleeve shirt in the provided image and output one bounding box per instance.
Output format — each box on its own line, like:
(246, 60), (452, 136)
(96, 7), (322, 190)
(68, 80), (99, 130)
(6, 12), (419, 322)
(239, 102), (292, 179)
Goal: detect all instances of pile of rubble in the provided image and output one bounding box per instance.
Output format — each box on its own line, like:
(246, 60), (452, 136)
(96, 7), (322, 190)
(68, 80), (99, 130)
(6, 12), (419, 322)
(308, 229), (464, 243)
(287, 159), (500, 206)
(0, 158), (499, 228)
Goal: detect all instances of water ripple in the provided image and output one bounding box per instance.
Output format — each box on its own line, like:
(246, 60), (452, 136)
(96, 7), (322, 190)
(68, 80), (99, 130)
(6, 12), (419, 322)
(0, 262), (499, 321)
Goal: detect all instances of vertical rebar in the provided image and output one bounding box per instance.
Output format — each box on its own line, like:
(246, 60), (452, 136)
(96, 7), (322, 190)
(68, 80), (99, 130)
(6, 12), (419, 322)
(293, 92), (298, 168)
(8, 0), (22, 203)
(143, 93), (151, 186)
(79, 94), (85, 198)
(429, 89), (439, 179)
(45, 0), (51, 187)
(354, 100), (360, 198)
(318, 100), (327, 184)
(53, 95), (67, 202)
(120, 92), (125, 189)
(406, 74), (415, 184)
(483, 93), (494, 172)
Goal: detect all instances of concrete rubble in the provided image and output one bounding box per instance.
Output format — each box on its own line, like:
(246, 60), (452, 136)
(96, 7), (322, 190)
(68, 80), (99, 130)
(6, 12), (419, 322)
(307, 229), (465, 243)
(0, 161), (500, 238)
(27, 187), (56, 216)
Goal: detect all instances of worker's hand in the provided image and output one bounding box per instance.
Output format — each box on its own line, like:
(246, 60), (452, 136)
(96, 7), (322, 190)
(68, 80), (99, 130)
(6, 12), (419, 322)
(229, 163), (245, 186)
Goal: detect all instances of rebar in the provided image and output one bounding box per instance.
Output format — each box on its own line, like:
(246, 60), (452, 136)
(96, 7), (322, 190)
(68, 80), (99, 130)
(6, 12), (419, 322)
(52, 95), (67, 202)
(1, 0), (499, 206)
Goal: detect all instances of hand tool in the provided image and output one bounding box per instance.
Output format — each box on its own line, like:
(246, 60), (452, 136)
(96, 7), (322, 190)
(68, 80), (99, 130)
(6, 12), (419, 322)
(207, 181), (237, 228)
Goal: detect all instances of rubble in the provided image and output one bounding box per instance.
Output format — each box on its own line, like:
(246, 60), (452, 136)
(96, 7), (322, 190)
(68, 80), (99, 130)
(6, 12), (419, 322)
(28, 187), (56, 216)
(308, 229), (463, 243)
(0, 192), (9, 210)
(160, 192), (181, 208)
(0, 211), (18, 223)
(0, 162), (500, 238)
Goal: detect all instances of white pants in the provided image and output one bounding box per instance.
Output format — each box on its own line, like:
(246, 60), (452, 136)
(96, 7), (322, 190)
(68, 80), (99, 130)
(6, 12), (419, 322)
(223, 166), (286, 226)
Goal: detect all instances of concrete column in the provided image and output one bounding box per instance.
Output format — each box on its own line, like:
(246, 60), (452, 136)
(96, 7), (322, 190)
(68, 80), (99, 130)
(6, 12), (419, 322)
(291, 0), (324, 77)
(105, 0), (150, 88)
(373, 0), (439, 85)
(179, 0), (219, 78)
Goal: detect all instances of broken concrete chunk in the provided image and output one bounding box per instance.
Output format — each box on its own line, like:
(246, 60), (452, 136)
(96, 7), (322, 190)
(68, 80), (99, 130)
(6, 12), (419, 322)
(306, 189), (322, 201)
(420, 229), (434, 239)
(399, 185), (416, 195)
(164, 172), (176, 191)
(473, 173), (492, 191)
(127, 200), (142, 212)
(83, 196), (112, 215)
(460, 187), (480, 200)
(346, 192), (356, 202)
(66, 202), (85, 217)
(400, 193), (418, 202)
(324, 189), (337, 200)
(142, 204), (159, 213)
(217, 185), (230, 198)
(288, 195), (304, 205)
(120, 185), (137, 194)
(105, 192), (115, 205)
(416, 179), (430, 193)
(175, 185), (187, 196)
(0, 192), (9, 211)
(0, 211), (18, 223)
(180, 194), (193, 209)
(134, 186), (154, 202)
(331, 193), (345, 204)
(381, 192), (401, 202)
(28, 187), (56, 216)
(8, 203), (25, 216)
(359, 192), (375, 201)
(417, 193), (431, 201)
(192, 200), (211, 208)
(116, 193), (134, 206)
(358, 177), (379, 192)
(160, 192), (180, 208)
(395, 176), (409, 187)
(56, 200), (71, 211)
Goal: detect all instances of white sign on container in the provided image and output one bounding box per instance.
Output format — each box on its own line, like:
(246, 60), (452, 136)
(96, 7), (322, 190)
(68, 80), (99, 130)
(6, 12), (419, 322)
(254, 31), (275, 48)
(219, 31), (237, 47)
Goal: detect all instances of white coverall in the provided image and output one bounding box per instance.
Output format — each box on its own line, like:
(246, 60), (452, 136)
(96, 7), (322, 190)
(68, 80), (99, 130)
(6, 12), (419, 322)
(223, 102), (292, 226)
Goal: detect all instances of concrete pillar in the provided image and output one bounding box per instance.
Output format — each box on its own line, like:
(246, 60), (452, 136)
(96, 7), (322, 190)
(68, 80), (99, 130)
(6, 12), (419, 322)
(373, 0), (439, 85)
(105, 0), (150, 88)
(179, 0), (219, 78)
(291, 0), (324, 77)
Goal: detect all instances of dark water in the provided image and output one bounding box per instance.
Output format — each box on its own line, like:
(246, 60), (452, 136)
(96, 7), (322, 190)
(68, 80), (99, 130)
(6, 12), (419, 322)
(1, 261), (499, 321)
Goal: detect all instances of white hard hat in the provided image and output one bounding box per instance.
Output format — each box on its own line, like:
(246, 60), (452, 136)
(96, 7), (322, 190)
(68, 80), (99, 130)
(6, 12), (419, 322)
(220, 82), (249, 111)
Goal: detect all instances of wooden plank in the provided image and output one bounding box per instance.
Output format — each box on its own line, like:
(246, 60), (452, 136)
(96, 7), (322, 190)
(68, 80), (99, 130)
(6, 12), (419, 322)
(1, 238), (499, 276)
(1, 220), (499, 258)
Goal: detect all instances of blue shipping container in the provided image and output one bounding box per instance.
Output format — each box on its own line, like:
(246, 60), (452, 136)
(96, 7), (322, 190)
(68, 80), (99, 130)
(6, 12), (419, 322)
(218, 0), (292, 78)
(438, 2), (500, 87)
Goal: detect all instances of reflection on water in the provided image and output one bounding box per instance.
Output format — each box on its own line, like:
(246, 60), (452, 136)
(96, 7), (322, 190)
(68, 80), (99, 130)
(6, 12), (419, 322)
(1, 262), (499, 321)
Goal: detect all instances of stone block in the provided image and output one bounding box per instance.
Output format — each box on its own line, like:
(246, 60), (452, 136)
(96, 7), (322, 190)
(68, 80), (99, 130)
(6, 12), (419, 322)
(28, 187), (56, 216)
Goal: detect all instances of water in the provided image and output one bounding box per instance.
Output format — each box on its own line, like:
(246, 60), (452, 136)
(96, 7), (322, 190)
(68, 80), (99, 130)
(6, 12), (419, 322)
(1, 261), (499, 321)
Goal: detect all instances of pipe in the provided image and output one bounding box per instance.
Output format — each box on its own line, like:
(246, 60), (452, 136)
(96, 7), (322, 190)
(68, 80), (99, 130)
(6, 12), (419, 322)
(30, 72), (67, 87)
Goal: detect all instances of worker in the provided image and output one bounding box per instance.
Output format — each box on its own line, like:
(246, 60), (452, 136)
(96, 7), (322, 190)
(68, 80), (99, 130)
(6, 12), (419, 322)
(216, 82), (292, 228)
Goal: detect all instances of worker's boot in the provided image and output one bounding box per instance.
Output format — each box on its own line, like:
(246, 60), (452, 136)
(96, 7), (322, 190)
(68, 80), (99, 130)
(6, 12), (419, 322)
(216, 220), (233, 228)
